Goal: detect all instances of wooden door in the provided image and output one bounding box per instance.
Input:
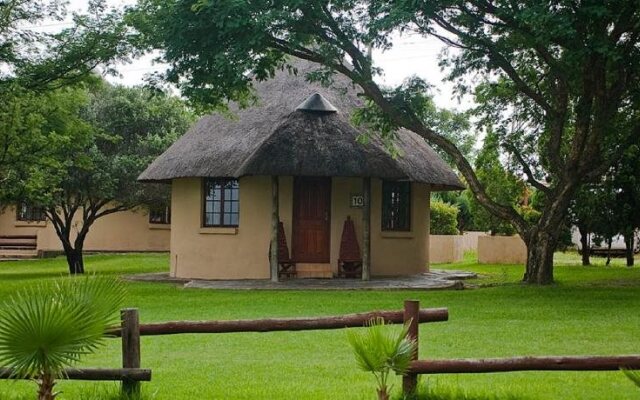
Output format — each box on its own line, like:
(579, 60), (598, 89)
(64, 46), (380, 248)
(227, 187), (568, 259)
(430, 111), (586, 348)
(292, 177), (331, 263)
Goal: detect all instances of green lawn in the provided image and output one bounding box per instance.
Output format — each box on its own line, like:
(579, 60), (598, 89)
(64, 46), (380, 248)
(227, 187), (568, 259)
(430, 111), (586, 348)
(0, 252), (639, 399)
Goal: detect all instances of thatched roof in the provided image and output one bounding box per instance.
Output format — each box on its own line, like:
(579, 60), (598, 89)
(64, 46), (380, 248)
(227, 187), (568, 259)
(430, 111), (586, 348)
(138, 60), (463, 191)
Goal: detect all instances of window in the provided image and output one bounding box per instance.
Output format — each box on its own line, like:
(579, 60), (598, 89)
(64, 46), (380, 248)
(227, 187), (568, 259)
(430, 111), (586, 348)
(16, 203), (46, 222)
(203, 178), (239, 227)
(381, 181), (411, 231)
(149, 204), (171, 224)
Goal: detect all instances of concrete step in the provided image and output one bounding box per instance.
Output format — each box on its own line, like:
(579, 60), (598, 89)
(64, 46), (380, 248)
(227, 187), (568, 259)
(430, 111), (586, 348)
(296, 263), (333, 278)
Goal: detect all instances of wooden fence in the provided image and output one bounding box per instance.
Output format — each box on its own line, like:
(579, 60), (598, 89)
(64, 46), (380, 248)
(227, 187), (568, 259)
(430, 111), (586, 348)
(0, 303), (448, 396)
(110, 305), (449, 395)
(399, 300), (640, 396)
(2, 300), (640, 398)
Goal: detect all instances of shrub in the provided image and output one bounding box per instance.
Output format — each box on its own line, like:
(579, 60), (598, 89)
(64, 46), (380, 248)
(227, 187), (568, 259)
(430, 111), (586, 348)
(430, 200), (459, 235)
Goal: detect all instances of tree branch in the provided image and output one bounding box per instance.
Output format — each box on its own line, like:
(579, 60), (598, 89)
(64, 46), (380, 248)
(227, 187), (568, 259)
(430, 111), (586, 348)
(503, 143), (550, 193)
(429, 15), (553, 114)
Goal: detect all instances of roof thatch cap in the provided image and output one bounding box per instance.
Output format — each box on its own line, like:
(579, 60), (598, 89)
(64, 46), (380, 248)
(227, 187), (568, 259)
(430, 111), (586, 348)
(138, 59), (464, 191)
(296, 92), (338, 113)
(237, 110), (406, 178)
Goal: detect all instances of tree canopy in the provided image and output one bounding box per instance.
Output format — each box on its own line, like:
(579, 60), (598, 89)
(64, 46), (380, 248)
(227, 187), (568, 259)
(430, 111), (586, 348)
(0, 84), (92, 203)
(16, 82), (195, 274)
(1, 0), (131, 90)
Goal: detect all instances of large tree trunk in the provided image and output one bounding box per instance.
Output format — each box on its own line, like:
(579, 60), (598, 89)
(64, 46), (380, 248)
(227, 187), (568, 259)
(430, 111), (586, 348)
(520, 183), (576, 284)
(578, 226), (590, 266)
(55, 223), (90, 275)
(64, 246), (85, 274)
(523, 228), (557, 284)
(624, 232), (635, 267)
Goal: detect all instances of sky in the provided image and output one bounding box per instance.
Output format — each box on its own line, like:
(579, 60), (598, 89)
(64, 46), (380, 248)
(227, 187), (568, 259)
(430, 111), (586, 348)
(54, 0), (472, 111)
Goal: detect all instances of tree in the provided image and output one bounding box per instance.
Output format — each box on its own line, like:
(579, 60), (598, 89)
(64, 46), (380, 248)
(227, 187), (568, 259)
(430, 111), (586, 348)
(130, 1), (640, 283)
(22, 83), (194, 274)
(568, 185), (609, 266)
(0, 0), (131, 91)
(570, 143), (640, 267)
(0, 276), (125, 400)
(612, 144), (640, 267)
(0, 0), (133, 220)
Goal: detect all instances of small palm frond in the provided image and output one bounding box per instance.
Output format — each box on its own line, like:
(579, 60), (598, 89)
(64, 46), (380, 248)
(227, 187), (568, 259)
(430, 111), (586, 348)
(0, 276), (125, 379)
(346, 317), (418, 375)
(347, 317), (388, 372)
(622, 368), (640, 389)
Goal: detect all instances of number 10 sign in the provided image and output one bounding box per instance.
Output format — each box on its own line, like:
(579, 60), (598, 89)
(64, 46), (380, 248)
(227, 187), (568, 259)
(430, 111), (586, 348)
(350, 194), (364, 208)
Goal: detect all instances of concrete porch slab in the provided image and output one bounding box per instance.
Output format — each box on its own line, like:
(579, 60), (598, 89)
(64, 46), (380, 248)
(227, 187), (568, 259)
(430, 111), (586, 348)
(124, 269), (477, 291)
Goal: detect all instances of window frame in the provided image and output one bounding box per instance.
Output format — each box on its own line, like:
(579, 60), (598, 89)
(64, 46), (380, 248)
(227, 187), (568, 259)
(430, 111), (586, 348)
(202, 178), (240, 228)
(381, 181), (412, 232)
(16, 203), (46, 222)
(148, 204), (171, 225)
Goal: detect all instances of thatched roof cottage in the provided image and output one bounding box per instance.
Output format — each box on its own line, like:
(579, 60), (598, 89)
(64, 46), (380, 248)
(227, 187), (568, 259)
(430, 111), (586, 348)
(139, 61), (463, 281)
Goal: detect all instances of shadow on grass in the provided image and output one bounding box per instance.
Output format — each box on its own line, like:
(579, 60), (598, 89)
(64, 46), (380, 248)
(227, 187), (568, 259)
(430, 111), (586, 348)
(0, 271), (71, 281)
(397, 381), (528, 400)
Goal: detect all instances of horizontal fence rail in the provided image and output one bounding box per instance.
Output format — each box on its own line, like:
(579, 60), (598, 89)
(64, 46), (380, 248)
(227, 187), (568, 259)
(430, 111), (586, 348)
(108, 307), (449, 337)
(0, 367), (151, 381)
(409, 355), (640, 374)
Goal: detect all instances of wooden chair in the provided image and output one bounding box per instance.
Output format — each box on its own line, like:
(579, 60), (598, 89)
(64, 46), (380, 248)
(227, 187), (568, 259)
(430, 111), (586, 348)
(269, 221), (297, 279)
(338, 216), (362, 278)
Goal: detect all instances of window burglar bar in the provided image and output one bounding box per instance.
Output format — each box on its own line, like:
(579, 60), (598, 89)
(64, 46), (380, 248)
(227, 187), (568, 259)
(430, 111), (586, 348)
(203, 178), (239, 227)
(381, 181), (411, 231)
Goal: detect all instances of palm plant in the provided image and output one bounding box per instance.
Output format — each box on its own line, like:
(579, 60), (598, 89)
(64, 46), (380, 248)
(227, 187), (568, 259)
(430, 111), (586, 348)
(0, 276), (125, 400)
(622, 368), (640, 389)
(347, 317), (418, 400)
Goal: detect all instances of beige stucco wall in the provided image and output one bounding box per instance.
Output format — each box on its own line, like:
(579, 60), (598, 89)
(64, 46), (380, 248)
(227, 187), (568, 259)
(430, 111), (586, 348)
(0, 205), (170, 253)
(170, 176), (431, 280)
(477, 235), (527, 264)
(460, 231), (488, 252)
(429, 235), (464, 264)
(370, 180), (430, 276)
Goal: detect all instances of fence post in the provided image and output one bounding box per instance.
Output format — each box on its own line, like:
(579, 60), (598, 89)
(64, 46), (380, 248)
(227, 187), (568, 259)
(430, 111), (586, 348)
(402, 300), (419, 397)
(121, 308), (141, 397)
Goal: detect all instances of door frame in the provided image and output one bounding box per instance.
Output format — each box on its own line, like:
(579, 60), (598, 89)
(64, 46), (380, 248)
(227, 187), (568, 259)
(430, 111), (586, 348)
(291, 176), (332, 263)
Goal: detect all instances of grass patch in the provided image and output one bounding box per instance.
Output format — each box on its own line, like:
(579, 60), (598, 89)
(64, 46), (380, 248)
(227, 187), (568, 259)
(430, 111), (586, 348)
(0, 253), (639, 399)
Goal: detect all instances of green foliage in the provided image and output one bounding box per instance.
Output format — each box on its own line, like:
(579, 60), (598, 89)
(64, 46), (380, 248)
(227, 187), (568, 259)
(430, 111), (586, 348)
(352, 79), (476, 164)
(70, 83), (195, 208)
(0, 276), (125, 398)
(434, 191), (476, 232)
(0, 0), (131, 90)
(622, 369), (640, 389)
(468, 130), (523, 236)
(15, 81), (195, 273)
(519, 205), (541, 226)
(430, 200), (459, 235)
(347, 317), (417, 398)
(570, 143), (640, 262)
(0, 84), (93, 203)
